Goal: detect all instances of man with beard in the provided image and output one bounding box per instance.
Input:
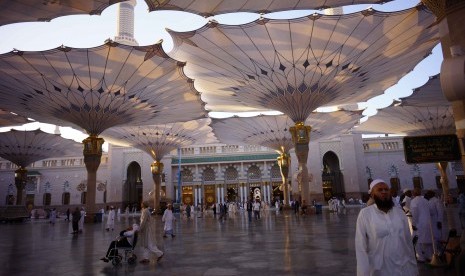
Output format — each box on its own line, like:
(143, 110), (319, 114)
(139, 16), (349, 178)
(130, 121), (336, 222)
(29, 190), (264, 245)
(355, 179), (418, 276)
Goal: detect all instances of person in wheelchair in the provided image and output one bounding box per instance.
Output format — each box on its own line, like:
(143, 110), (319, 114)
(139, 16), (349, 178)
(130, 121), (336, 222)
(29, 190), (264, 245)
(100, 224), (139, 262)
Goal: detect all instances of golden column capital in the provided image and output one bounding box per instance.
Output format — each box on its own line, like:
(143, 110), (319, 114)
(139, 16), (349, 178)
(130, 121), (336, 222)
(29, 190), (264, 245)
(151, 160), (164, 176)
(289, 122), (312, 144)
(82, 135), (104, 156)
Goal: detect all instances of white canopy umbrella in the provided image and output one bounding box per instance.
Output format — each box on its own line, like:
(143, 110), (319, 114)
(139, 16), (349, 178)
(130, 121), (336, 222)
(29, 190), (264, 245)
(0, 40), (207, 215)
(144, 0), (393, 16)
(0, 129), (81, 204)
(0, 0), (126, 27)
(102, 118), (217, 209)
(168, 5), (439, 203)
(355, 74), (455, 205)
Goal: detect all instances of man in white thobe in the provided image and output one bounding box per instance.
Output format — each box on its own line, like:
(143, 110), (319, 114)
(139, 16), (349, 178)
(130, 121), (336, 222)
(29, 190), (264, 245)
(425, 190), (444, 253)
(355, 179), (418, 276)
(410, 188), (433, 262)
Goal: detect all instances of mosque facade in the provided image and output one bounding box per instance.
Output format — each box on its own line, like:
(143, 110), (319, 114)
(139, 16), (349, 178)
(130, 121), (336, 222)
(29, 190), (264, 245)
(0, 134), (462, 211)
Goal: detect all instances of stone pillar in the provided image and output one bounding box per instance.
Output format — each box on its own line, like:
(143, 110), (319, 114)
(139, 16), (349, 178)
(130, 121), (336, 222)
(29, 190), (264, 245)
(422, 0), (465, 172)
(14, 167), (27, 205)
(151, 160), (163, 212)
(277, 152), (291, 207)
(290, 122), (312, 204)
(82, 135), (104, 223)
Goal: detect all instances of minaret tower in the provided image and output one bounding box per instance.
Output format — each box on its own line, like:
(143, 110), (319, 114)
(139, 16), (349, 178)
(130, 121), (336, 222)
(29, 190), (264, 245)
(324, 7), (343, 15)
(114, 0), (138, 46)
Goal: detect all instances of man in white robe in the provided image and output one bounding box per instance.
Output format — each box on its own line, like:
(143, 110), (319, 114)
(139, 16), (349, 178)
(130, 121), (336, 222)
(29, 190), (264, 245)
(355, 179), (418, 276)
(106, 206), (115, 231)
(162, 204), (176, 238)
(424, 190), (444, 253)
(410, 188), (433, 262)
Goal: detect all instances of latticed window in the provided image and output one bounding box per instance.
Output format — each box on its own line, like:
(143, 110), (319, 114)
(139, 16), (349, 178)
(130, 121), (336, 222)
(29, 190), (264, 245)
(62, 192), (70, 205)
(270, 164), (281, 179)
(203, 167), (216, 181)
(181, 168), (193, 182)
(413, 177), (423, 190)
(247, 165), (261, 180)
(225, 166), (238, 181)
(43, 193), (51, 206)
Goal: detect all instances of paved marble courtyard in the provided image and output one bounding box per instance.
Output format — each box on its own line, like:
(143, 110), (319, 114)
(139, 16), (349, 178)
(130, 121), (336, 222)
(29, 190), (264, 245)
(0, 206), (461, 276)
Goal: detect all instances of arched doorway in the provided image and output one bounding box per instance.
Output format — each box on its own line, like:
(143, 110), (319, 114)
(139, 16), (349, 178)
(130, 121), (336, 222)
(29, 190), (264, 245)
(321, 151), (344, 201)
(124, 162), (143, 210)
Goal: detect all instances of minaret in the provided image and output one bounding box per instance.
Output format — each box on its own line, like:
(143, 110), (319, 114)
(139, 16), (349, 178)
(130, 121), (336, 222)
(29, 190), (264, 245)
(114, 0), (138, 46)
(324, 7), (343, 15)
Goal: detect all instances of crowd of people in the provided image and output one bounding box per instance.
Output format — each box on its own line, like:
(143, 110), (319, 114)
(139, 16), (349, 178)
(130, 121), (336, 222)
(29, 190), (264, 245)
(356, 178), (465, 276)
(42, 181), (465, 273)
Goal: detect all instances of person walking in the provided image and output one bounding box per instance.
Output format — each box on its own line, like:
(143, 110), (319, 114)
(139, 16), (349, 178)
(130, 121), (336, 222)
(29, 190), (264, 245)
(65, 208), (70, 222)
(355, 179), (418, 276)
(71, 207), (81, 234)
(252, 197), (261, 220)
(186, 204), (191, 219)
(410, 188), (433, 263)
(139, 201), (164, 264)
(106, 206), (115, 231)
(162, 204), (176, 238)
(246, 198), (253, 222)
(49, 208), (57, 225)
(78, 207), (85, 233)
(424, 190), (444, 253)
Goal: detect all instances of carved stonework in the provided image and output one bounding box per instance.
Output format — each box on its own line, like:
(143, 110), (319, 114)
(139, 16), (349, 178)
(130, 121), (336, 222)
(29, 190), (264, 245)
(421, 0), (465, 20)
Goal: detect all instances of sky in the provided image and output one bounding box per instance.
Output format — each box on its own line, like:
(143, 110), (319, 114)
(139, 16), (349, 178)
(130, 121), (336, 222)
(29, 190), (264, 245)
(0, 0), (442, 143)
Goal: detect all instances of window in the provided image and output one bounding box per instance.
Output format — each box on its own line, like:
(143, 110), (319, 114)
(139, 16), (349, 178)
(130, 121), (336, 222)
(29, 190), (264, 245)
(413, 176), (423, 190)
(81, 192), (86, 204)
(62, 192), (70, 205)
(43, 193), (51, 206)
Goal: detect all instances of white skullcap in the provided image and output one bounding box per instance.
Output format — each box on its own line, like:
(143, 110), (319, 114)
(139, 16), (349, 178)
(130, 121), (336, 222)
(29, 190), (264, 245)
(368, 179), (390, 194)
(132, 224), (139, 231)
(403, 188), (410, 193)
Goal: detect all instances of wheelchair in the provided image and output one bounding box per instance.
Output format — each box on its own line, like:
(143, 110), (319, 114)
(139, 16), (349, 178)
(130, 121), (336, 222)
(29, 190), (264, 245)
(108, 231), (138, 266)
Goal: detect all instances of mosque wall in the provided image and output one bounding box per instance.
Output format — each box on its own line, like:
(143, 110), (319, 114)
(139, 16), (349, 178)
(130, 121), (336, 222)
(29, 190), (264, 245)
(0, 135), (462, 209)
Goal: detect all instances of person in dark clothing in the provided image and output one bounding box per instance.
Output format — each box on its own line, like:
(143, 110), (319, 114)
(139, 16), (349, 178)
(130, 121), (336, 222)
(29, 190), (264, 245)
(65, 208), (70, 222)
(186, 204), (191, 219)
(212, 204), (217, 217)
(72, 207), (81, 234)
(294, 200), (300, 214)
(246, 198), (253, 222)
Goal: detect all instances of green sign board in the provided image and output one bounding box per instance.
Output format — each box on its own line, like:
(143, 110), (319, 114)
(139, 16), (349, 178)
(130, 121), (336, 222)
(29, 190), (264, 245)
(403, 134), (461, 164)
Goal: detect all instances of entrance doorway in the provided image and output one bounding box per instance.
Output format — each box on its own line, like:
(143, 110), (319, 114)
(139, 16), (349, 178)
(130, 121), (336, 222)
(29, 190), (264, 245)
(226, 184), (238, 202)
(321, 151), (345, 201)
(124, 161), (143, 210)
(249, 185), (261, 201)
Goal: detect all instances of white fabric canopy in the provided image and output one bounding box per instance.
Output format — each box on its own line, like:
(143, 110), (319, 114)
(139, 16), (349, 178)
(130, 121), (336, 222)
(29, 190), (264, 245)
(355, 74), (455, 136)
(0, 108), (29, 128)
(0, 129), (81, 167)
(211, 111), (362, 153)
(102, 118), (217, 161)
(145, 0), (393, 16)
(0, 0), (125, 27)
(0, 41), (207, 136)
(168, 6), (439, 122)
